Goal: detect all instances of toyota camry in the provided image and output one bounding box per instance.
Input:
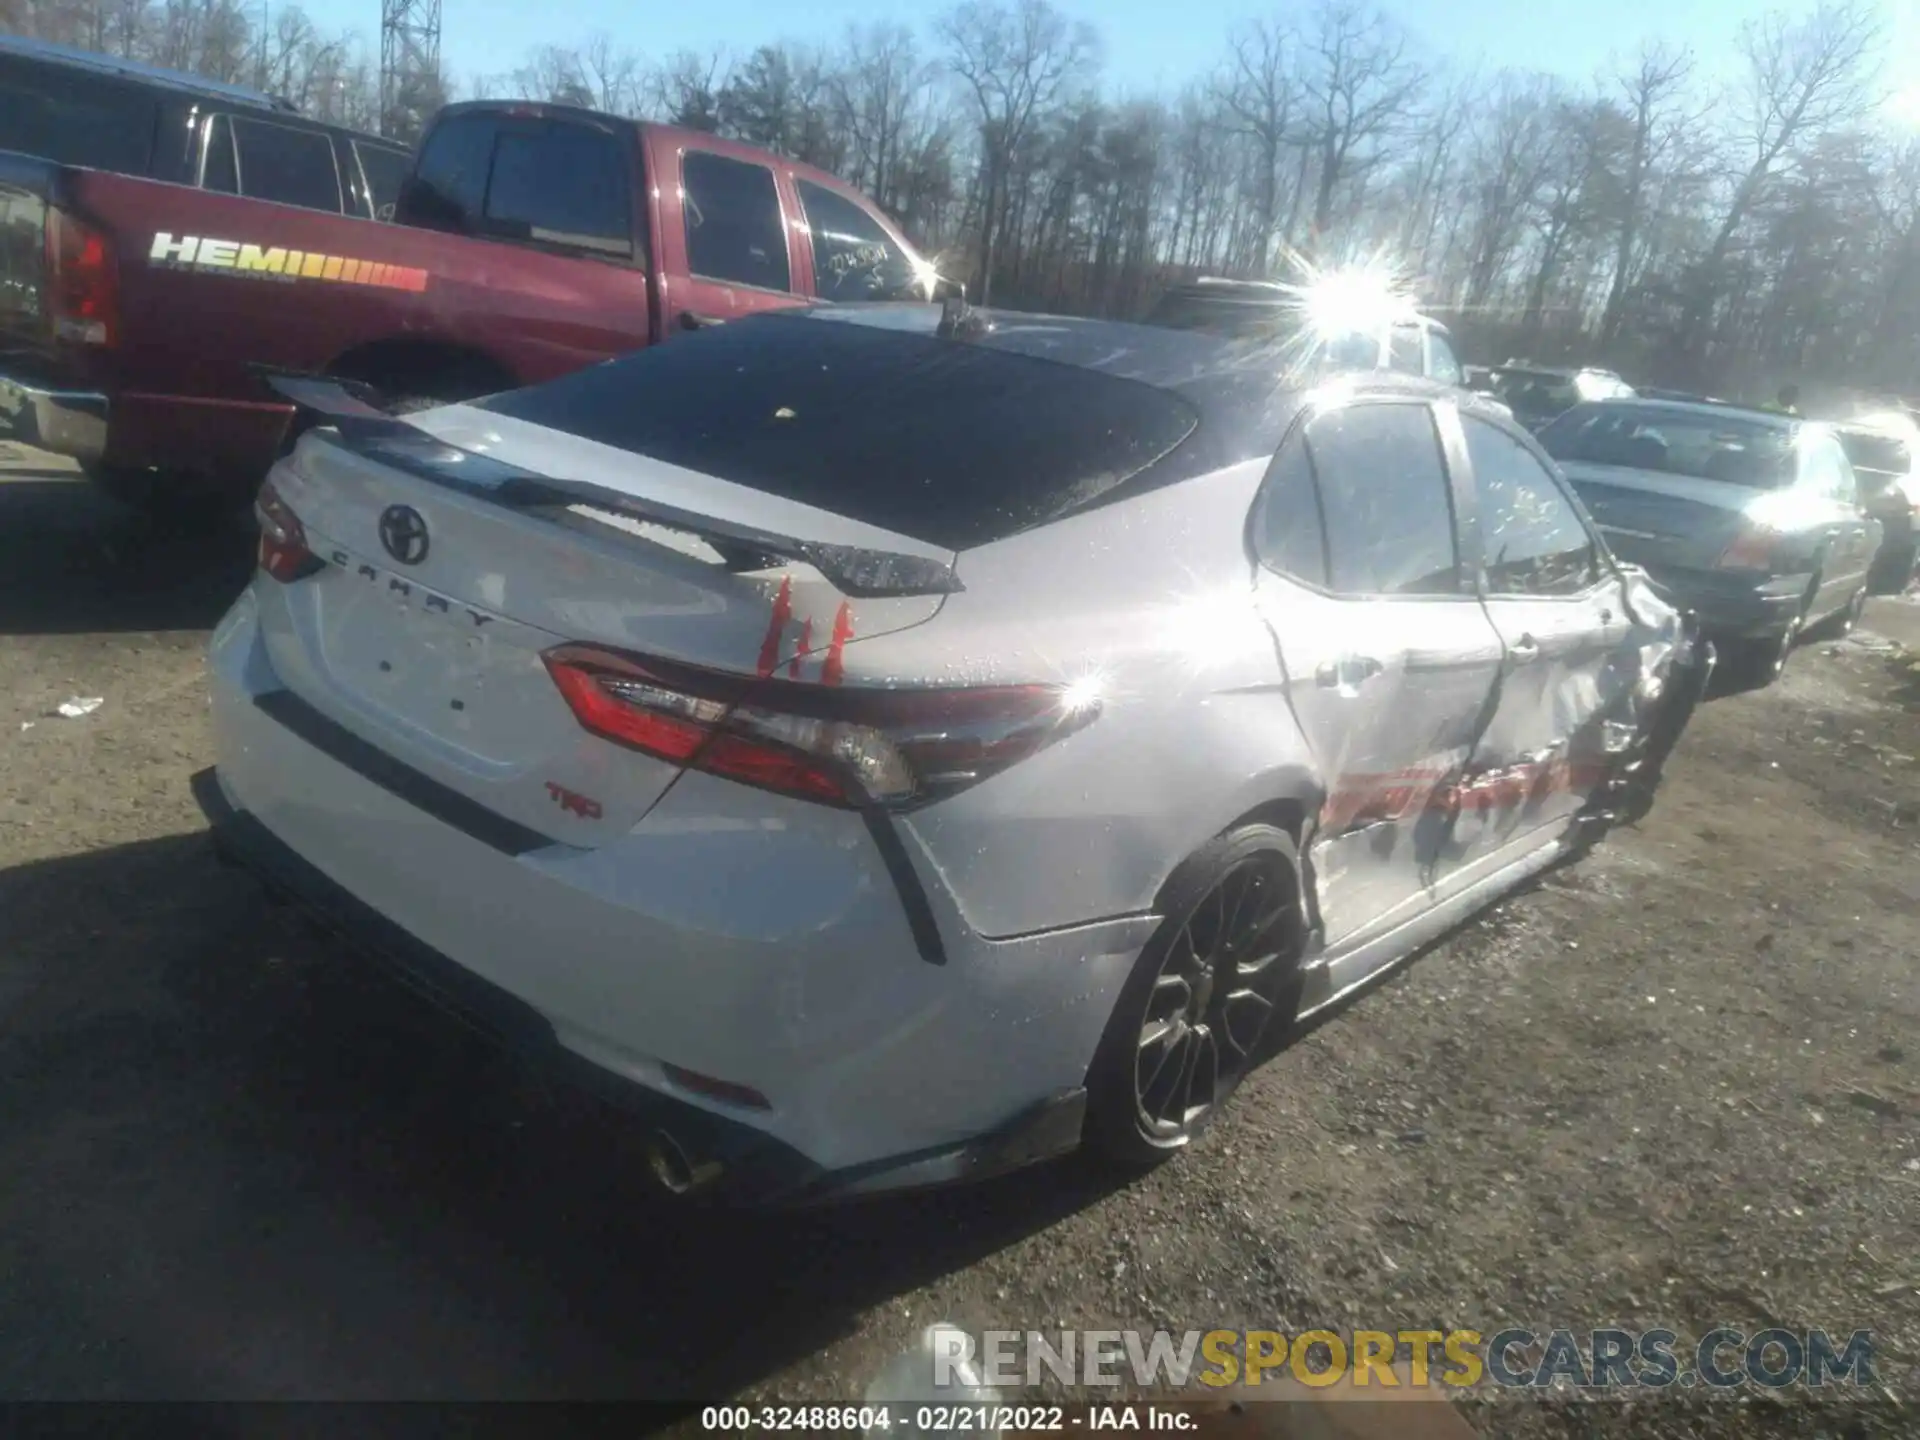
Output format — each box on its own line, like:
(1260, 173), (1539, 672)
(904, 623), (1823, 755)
(196, 301), (1711, 1203)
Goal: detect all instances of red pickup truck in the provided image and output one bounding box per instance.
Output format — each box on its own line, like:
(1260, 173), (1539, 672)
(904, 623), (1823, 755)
(0, 100), (940, 513)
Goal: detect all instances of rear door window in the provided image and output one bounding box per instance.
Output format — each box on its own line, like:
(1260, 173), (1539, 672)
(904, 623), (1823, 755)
(404, 112), (498, 232)
(1253, 433), (1330, 588)
(681, 150), (791, 292)
(1800, 436), (1857, 504)
(482, 123), (632, 257)
(0, 57), (156, 174)
(796, 180), (923, 302)
(355, 141), (409, 221)
(227, 114), (343, 212)
(1462, 416), (1599, 595)
(477, 311), (1197, 550)
(1304, 402), (1461, 597)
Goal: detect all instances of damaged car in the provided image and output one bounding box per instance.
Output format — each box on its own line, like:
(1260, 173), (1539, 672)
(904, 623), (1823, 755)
(194, 302), (1710, 1204)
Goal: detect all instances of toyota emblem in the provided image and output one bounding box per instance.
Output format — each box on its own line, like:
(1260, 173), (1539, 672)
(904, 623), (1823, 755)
(378, 504), (429, 566)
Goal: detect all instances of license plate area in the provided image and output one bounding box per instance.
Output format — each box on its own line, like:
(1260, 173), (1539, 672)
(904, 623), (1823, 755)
(315, 576), (560, 765)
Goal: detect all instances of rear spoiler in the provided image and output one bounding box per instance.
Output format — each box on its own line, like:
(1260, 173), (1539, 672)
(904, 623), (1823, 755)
(261, 373), (964, 599)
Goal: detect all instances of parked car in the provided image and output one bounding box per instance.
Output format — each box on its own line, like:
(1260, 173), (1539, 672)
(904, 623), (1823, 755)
(0, 96), (937, 515)
(1832, 420), (1920, 594)
(1488, 362), (1636, 430)
(0, 35), (408, 220)
(1143, 277), (1472, 387)
(1539, 399), (1882, 688)
(194, 303), (1709, 1202)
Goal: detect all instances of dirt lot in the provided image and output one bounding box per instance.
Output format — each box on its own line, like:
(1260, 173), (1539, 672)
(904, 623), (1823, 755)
(2, 451), (1917, 1435)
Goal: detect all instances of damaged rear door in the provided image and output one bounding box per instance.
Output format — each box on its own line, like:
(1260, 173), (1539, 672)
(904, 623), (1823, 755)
(1442, 410), (1636, 867)
(1252, 397), (1505, 950)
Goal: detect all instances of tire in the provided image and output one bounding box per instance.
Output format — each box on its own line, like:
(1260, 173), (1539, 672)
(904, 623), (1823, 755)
(1084, 823), (1308, 1168)
(1802, 584), (1866, 643)
(1716, 622), (1797, 692)
(81, 461), (251, 523)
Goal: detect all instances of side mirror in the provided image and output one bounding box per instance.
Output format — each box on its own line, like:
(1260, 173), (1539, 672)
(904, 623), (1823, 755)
(931, 275), (966, 303)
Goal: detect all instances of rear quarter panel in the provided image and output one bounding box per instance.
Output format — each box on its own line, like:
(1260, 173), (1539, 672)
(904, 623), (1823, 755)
(840, 459), (1325, 940)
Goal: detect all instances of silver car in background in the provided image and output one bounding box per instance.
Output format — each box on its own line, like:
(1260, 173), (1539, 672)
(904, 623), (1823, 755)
(1539, 400), (1882, 689)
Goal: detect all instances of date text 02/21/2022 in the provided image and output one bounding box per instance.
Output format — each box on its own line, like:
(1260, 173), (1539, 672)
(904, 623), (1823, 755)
(699, 1406), (1198, 1432)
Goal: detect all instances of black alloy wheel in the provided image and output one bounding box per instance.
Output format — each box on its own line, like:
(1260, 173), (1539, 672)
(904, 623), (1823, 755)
(1087, 824), (1305, 1165)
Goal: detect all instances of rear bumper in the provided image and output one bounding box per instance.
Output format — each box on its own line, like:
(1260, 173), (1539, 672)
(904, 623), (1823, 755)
(1638, 565), (1808, 641)
(202, 585), (1144, 1200)
(192, 762), (1088, 1206)
(0, 371), (107, 463)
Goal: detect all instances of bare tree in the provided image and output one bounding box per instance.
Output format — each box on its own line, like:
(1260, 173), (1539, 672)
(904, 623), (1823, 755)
(1213, 18), (1295, 275)
(832, 23), (930, 210)
(1297, 1), (1426, 246)
(581, 31), (645, 116)
(647, 48), (729, 132)
(1598, 41), (1694, 343)
(938, 0), (1098, 303)
(1679, 1), (1882, 352)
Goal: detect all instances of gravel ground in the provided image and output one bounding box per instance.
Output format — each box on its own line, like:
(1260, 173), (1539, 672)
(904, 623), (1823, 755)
(2, 454), (1916, 1436)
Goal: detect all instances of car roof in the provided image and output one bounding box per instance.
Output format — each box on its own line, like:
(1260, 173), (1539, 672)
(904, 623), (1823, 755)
(1578, 396), (1798, 428)
(0, 33), (296, 113)
(1497, 361), (1621, 380)
(793, 302), (1480, 473)
(433, 102), (883, 197)
(1153, 276), (1451, 334)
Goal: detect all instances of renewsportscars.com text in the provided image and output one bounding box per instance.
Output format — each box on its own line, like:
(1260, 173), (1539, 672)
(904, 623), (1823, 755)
(931, 1327), (1879, 1391)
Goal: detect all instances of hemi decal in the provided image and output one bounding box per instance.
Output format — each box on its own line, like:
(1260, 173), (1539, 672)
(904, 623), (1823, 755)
(148, 232), (429, 292)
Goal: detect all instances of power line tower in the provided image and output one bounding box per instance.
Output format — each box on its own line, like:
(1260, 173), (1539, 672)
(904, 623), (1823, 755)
(379, 0), (443, 142)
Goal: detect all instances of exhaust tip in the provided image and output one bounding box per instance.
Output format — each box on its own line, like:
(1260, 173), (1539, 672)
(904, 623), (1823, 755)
(647, 1129), (723, 1196)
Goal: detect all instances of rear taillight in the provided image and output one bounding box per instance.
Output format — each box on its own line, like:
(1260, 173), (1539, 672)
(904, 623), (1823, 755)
(255, 480), (325, 582)
(542, 645), (1102, 809)
(1715, 521), (1777, 570)
(45, 208), (120, 347)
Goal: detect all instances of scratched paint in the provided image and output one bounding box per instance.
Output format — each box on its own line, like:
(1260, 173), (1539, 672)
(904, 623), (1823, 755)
(756, 580), (857, 686)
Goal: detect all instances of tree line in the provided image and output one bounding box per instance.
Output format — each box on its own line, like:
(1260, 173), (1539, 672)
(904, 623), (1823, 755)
(6, 0), (1918, 401)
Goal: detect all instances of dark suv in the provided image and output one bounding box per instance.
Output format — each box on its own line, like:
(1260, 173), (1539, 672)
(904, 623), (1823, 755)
(0, 35), (409, 221)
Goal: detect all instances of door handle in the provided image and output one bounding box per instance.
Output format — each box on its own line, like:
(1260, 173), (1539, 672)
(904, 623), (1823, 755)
(1507, 634), (1541, 665)
(1316, 655), (1384, 690)
(679, 310), (728, 331)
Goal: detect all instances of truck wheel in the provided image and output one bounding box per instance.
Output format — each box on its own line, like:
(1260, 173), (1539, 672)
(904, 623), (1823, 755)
(82, 462), (250, 523)
(1083, 823), (1307, 1169)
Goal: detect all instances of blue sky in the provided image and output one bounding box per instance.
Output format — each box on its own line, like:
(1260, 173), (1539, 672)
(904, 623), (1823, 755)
(298, 0), (1920, 113)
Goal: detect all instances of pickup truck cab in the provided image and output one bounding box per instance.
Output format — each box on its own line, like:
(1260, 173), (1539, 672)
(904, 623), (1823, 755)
(0, 95), (936, 513)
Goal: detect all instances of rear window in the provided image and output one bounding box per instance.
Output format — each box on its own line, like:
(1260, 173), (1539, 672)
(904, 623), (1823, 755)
(1540, 404), (1794, 489)
(476, 312), (1199, 551)
(1141, 294), (1381, 370)
(1836, 430), (1911, 478)
(1494, 370), (1581, 417)
(0, 58), (155, 174)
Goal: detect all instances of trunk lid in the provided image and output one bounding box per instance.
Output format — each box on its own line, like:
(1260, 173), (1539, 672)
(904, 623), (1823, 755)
(261, 407), (951, 847)
(1561, 460), (1755, 571)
